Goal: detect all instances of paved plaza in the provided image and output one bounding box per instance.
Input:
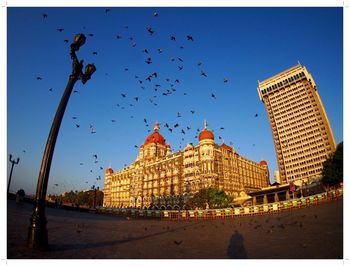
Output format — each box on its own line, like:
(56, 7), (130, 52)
(7, 199), (343, 259)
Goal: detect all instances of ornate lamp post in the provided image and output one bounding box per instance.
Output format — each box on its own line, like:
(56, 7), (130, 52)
(27, 33), (96, 250)
(7, 154), (20, 195)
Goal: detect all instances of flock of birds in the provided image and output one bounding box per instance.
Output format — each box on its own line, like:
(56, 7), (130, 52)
(34, 9), (261, 192)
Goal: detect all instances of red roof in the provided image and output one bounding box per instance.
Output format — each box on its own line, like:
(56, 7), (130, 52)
(260, 160), (268, 166)
(105, 167), (114, 174)
(199, 128), (214, 141)
(221, 143), (233, 151)
(144, 131), (166, 145)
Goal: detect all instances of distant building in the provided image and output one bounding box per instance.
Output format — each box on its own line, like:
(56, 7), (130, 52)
(257, 64), (336, 185)
(103, 121), (269, 209)
(274, 170), (281, 184)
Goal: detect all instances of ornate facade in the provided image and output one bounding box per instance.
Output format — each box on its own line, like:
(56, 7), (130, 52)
(103, 121), (270, 209)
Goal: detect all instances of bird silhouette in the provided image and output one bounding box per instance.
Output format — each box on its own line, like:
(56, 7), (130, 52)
(63, 39), (69, 43)
(116, 35), (122, 39)
(190, 110), (195, 114)
(224, 77), (229, 83)
(75, 124), (80, 128)
(36, 76), (43, 80)
(178, 66), (183, 71)
(56, 28), (64, 32)
(72, 116), (77, 119)
(42, 13), (48, 19)
(121, 93), (126, 98)
(157, 48), (163, 53)
(111, 119), (116, 122)
(201, 70), (207, 77)
(145, 58), (152, 64)
(174, 240), (182, 245)
(170, 36), (176, 41)
(143, 48), (149, 54)
(134, 97), (139, 101)
(105, 8), (111, 14)
(92, 51), (98, 55)
(147, 27), (155, 35)
(211, 93), (216, 99)
(153, 12), (159, 17)
(255, 113), (258, 117)
(187, 35), (194, 41)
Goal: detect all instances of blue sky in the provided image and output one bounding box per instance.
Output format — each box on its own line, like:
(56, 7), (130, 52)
(6, 7), (343, 195)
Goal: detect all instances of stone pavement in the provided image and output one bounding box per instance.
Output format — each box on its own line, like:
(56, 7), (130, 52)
(7, 199), (343, 259)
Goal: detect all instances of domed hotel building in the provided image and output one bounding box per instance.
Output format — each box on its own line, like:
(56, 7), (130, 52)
(103, 121), (270, 209)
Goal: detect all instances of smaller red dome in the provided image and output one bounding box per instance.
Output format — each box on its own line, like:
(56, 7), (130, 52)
(199, 128), (214, 141)
(105, 167), (113, 174)
(260, 160), (268, 166)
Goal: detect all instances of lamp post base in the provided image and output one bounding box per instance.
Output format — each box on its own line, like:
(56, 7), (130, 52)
(27, 201), (49, 250)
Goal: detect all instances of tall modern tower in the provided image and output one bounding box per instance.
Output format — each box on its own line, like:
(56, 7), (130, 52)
(257, 64), (336, 185)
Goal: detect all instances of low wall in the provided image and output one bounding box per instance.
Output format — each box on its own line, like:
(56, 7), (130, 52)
(96, 188), (343, 220)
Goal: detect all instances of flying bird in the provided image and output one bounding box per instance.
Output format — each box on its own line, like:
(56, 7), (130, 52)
(75, 124), (80, 128)
(105, 8), (111, 14)
(63, 39), (69, 43)
(190, 110), (195, 114)
(153, 12), (159, 17)
(56, 28), (64, 32)
(178, 66), (183, 71)
(147, 27), (155, 35)
(211, 93), (216, 99)
(224, 77), (229, 83)
(134, 97), (139, 101)
(92, 51), (98, 55)
(42, 13), (48, 19)
(145, 58), (152, 64)
(170, 36), (176, 41)
(36, 76), (43, 80)
(201, 70), (207, 77)
(187, 35), (194, 41)
(121, 93), (126, 98)
(255, 113), (258, 117)
(88, 33), (94, 37)
(143, 48), (149, 54)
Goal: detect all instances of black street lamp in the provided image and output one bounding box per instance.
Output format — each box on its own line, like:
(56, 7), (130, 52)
(7, 154), (20, 195)
(27, 33), (96, 250)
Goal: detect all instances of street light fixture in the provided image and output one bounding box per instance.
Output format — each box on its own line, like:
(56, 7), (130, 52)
(27, 33), (96, 250)
(7, 154), (20, 195)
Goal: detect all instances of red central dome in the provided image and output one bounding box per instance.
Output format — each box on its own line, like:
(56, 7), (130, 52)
(144, 122), (166, 145)
(199, 128), (214, 141)
(144, 131), (166, 145)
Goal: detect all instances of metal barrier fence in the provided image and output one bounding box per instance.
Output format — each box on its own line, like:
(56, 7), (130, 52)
(96, 188), (343, 220)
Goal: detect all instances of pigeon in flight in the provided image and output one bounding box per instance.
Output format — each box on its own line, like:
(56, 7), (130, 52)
(121, 93), (126, 98)
(64, 39), (69, 43)
(145, 58), (152, 64)
(42, 13), (48, 19)
(224, 77), (229, 83)
(143, 48), (149, 54)
(187, 35), (194, 41)
(56, 28), (64, 32)
(211, 93), (216, 99)
(170, 36), (176, 41)
(153, 12), (159, 17)
(190, 110), (195, 114)
(147, 27), (155, 35)
(255, 113), (258, 117)
(36, 76), (43, 80)
(92, 51), (98, 55)
(105, 8), (111, 14)
(201, 70), (207, 77)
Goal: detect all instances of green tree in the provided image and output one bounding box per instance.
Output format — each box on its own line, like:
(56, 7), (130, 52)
(187, 188), (233, 209)
(321, 142), (343, 188)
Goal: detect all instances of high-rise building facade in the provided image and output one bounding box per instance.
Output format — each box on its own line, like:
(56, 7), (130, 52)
(103, 121), (270, 209)
(257, 64), (336, 185)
